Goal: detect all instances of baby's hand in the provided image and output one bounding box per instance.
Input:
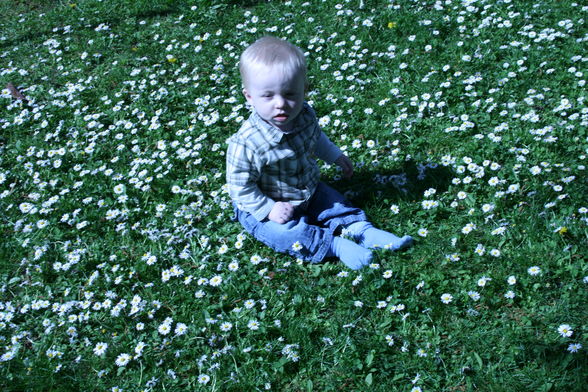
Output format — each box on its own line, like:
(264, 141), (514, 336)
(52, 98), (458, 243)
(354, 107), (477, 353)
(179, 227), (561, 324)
(334, 154), (354, 178)
(268, 201), (295, 224)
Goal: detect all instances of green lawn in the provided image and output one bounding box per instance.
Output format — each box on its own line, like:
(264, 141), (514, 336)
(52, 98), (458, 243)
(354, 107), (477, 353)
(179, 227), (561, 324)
(0, 0), (586, 391)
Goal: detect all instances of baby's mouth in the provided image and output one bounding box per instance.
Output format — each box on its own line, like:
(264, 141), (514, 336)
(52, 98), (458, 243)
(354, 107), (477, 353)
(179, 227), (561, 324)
(274, 114), (289, 122)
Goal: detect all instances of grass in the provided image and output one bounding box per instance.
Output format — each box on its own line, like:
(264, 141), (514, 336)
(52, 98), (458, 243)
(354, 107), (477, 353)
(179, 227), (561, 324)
(0, 0), (587, 391)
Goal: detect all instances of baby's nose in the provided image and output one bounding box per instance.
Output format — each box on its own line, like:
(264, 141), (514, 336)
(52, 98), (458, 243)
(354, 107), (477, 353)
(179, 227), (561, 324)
(274, 95), (286, 107)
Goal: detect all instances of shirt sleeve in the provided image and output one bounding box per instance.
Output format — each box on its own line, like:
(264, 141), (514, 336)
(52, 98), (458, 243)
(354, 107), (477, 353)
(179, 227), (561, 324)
(315, 131), (343, 164)
(303, 103), (343, 164)
(226, 136), (275, 221)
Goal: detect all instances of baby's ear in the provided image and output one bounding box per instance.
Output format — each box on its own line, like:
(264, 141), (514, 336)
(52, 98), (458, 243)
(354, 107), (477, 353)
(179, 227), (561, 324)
(242, 88), (252, 102)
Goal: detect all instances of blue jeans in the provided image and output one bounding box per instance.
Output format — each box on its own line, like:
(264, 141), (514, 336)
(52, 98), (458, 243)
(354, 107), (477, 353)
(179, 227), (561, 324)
(233, 182), (368, 262)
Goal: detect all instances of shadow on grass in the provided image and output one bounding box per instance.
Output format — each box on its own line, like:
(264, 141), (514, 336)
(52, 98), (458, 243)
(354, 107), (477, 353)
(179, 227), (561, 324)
(314, 159), (454, 267)
(329, 159), (454, 210)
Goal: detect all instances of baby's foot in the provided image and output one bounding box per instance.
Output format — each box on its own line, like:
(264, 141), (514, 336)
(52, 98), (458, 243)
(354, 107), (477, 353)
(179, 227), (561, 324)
(345, 222), (414, 251)
(329, 236), (373, 270)
(364, 233), (413, 251)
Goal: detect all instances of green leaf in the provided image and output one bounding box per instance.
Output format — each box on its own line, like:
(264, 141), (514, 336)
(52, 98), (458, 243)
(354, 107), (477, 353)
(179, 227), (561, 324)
(392, 373), (405, 381)
(273, 357), (289, 373)
(540, 382), (553, 392)
(366, 350), (374, 366)
(379, 319), (391, 329)
(365, 373), (373, 386)
(473, 352), (483, 369)
(311, 265), (321, 277)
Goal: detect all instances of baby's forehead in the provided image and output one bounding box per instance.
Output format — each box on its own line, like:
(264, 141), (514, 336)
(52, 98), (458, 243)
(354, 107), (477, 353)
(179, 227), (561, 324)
(245, 61), (302, 76)
(244, 63), (305, 85)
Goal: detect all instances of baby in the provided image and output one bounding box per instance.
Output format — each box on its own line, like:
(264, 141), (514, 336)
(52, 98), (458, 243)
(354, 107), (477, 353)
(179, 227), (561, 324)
(226, 36), (413, 269)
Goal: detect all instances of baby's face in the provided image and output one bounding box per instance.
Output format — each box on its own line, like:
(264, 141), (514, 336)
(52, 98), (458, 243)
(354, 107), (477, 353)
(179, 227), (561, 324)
(243, 65), (305, 132)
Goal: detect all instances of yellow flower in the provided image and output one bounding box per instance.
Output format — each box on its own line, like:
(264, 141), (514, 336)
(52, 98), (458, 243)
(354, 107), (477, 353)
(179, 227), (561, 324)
(387, 22), (397, 29)
(131, 46), (138, 51)
(167, 57), (177, 63)
(558, 226), (568, 235)
(69, 3), (77, 8)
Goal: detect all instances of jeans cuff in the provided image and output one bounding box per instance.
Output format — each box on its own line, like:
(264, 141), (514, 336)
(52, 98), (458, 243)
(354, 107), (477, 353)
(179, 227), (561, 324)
(310, 228), (334, 263)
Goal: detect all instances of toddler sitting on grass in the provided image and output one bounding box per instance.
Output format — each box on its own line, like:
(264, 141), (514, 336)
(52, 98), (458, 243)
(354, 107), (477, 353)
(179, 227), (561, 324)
(226, 36), (413, 270)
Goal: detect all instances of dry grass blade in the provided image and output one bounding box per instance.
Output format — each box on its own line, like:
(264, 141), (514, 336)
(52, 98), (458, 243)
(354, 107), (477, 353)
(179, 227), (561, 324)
(6, 83), (27, 101)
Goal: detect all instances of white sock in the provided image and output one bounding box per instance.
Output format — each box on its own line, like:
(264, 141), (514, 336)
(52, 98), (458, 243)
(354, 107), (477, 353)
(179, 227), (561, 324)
(328, 236), (373, 270)
(345, 221), (414, 250)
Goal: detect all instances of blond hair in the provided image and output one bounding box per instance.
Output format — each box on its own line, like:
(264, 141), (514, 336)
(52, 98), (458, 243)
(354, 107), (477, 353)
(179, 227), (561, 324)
(239, 36), (307, 88)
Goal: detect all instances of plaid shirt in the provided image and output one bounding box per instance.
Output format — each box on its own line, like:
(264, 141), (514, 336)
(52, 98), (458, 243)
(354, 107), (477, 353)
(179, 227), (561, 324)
(226, 102), (342, 221)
